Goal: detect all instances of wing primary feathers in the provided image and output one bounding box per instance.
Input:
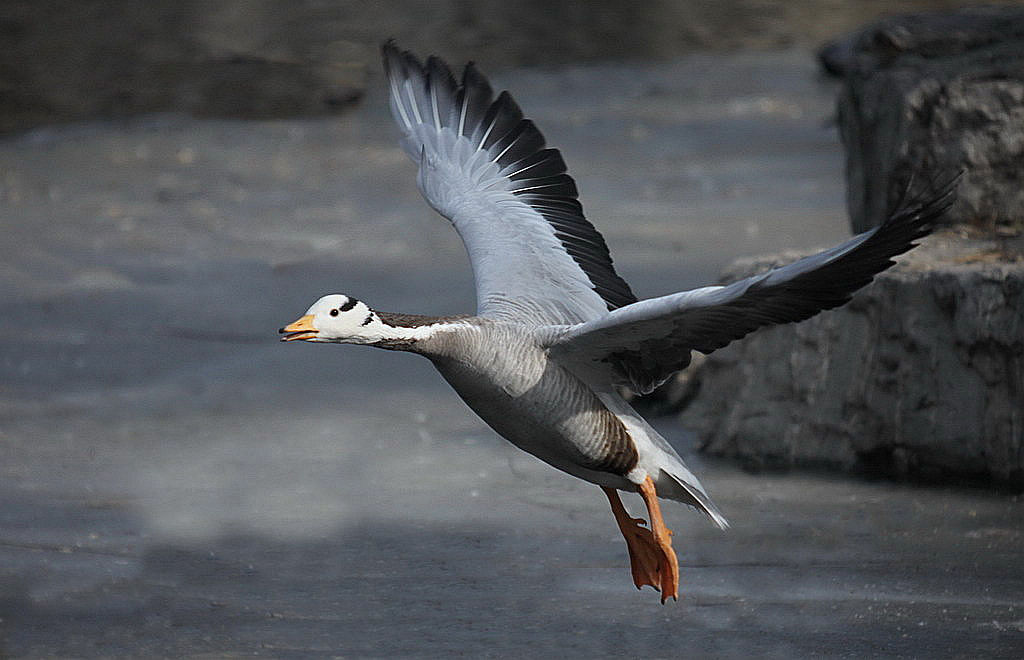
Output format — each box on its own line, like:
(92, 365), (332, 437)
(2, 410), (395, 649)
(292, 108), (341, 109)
(425, 55), (457, 129)
(429, 69), (441, 131)
(550, 172), (960, 394)
(455, 79), (470, 138)
(476, 92), (520, 150)
(404, 79), (423, 125)
(383, 42), (638, 313)
(504, 149), (566, 180)
(458, 63), (493, 141)
(398, 50), (429, 127)
(511, 176), (578, 196)
(480, 92), (524, 151)
(382, 43), (413, 131)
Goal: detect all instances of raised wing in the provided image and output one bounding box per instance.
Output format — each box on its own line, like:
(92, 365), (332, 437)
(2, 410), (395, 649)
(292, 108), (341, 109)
(382, 42), (636, 325)
(547, 177), (959, 394)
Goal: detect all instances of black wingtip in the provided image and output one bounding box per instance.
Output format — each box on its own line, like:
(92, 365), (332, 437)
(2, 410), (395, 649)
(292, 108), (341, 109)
(381, 39), (401, 77)
(381, 39), (400, 62)
(381, 40), (429, 81)
(888, 169), (962, 226)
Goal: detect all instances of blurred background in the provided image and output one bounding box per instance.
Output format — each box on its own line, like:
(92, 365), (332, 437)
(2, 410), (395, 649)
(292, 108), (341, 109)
(3, 0), (1021, 132)
(1, 1), (1021, 657)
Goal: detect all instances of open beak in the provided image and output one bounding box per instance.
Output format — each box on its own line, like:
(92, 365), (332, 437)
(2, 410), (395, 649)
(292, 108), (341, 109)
(279, 314), (318, 342)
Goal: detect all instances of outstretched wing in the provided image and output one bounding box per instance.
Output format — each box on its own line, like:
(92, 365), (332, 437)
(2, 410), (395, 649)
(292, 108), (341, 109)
(547, 177), (959, 394)
(382, 42), (636, 325)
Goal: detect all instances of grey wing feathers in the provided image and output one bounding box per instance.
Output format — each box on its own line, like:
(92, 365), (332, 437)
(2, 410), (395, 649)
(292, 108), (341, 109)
(382, 42), (637, 318)
(548, 175), (959, 394)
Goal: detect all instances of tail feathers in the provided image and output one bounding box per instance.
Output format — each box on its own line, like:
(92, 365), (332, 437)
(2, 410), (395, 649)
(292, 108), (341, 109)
(660, 468), (730, 530)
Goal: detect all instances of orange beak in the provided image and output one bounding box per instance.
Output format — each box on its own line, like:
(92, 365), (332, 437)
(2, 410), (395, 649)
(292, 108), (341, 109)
(279, 314), (318, 341)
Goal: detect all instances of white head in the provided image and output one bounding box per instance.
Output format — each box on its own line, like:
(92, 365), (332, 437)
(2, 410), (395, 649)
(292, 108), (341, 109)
(279, 293), (383, 344)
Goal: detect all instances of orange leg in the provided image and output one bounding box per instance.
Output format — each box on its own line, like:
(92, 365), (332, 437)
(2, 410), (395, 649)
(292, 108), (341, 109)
(602, 475), (680, 603)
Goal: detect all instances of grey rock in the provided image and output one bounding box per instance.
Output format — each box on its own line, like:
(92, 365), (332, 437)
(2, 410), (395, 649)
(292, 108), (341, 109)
(679, 233), (1024, 489)
(826, 6), (1024, 235)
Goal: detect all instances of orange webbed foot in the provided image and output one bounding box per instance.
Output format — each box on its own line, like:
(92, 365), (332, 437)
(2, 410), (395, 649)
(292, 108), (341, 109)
(603, 478), (680, 603)
(617, 514), (663, 591)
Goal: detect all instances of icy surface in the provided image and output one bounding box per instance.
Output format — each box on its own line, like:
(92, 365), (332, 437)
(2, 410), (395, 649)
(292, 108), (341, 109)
(1, 52), (1021, 657)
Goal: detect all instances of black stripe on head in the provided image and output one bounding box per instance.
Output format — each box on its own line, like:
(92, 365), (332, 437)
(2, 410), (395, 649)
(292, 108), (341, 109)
(340, 297), (359, 313)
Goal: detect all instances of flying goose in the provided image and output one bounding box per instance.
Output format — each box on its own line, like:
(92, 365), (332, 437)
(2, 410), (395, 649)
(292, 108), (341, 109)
(280, 42), (956, 602)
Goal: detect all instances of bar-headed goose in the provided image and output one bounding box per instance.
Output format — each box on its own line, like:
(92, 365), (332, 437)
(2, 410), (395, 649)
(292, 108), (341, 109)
(280, 42), (956, 602)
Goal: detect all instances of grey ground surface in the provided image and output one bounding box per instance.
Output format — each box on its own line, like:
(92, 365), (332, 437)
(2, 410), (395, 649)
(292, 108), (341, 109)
(2, 52), (1021, 658)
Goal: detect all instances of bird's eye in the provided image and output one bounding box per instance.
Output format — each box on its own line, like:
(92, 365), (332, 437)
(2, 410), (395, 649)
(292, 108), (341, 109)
(330, 309), (339, 317)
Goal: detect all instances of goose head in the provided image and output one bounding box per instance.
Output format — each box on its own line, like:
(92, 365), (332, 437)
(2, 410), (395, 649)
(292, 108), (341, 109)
(279, 294), (381, 344)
